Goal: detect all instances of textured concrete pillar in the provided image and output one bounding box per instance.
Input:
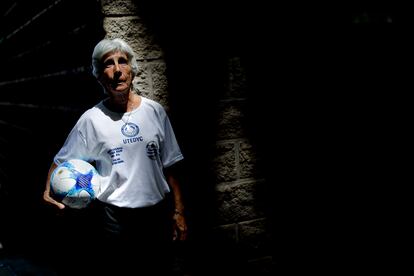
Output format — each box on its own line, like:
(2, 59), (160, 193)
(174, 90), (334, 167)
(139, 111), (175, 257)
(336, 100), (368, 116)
(100, 0), (170, 108)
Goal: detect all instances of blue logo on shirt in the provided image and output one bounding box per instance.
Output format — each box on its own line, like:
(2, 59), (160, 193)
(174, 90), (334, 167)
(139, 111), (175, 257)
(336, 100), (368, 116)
(121, 123), (139, 137)
(146, 141), (159, 160)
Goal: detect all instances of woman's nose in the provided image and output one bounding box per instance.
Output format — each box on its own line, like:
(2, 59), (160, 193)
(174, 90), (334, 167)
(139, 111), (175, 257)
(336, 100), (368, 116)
(114, 62), (122, 77)
(114, 70), (122, 79)
(114, 62), (121, 73)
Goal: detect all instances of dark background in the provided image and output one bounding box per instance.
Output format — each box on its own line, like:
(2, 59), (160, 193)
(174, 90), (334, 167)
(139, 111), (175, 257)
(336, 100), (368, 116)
(0, 0), (106, 273)
(0, 0), (410, 274)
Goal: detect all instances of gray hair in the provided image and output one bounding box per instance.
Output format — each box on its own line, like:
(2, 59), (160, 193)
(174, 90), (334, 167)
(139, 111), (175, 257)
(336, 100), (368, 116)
(91, 38), (139, 79)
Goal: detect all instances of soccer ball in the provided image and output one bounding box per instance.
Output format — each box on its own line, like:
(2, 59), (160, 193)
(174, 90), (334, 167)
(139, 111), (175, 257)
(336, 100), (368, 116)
(50, 159), (100, 209)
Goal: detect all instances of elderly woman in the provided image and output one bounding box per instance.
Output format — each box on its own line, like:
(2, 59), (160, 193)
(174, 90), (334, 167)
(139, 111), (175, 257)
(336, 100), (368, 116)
(43, 38), (187, 275)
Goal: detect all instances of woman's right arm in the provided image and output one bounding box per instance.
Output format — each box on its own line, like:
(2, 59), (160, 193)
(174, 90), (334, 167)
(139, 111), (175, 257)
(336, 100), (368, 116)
(43, 162), (66, 209)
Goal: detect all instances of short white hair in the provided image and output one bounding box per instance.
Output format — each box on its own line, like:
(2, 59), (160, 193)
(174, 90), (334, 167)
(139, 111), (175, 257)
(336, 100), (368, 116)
(91, 38), (139, 79)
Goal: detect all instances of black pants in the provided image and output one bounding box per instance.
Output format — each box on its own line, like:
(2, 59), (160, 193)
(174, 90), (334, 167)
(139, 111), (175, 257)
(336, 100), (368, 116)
(92, 198), (174, 276)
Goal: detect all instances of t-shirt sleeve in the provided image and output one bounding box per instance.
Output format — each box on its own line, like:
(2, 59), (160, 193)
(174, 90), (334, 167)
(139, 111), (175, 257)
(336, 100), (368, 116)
(159, 110), (183, 168)
(54, 118), (91, 165)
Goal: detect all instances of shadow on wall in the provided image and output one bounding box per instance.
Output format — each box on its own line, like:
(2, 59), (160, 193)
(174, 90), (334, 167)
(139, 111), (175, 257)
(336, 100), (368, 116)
(133, 2), (412, 274)
(134, 1), (274, 274)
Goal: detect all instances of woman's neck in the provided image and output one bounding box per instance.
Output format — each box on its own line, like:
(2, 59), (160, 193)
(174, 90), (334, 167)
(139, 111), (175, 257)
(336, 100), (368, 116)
(105, 91), (141, 113)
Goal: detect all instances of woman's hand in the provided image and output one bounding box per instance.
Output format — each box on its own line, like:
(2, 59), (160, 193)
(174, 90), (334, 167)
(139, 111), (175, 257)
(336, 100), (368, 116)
(43, 162), (65, 209)
(172, 210), (187, 241)
(43, 189), (66, 209)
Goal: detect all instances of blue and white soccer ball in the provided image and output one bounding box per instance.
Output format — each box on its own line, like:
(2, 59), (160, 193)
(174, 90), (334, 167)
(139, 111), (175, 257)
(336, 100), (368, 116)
(50, 159), (100, 209)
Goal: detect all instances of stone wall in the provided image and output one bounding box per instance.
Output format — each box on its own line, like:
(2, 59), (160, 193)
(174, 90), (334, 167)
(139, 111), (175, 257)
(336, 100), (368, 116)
(100, 0), (273, 274)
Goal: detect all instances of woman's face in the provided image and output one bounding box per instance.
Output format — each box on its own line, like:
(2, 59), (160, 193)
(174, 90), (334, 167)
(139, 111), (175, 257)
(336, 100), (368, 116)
(99, 51), (134, 96)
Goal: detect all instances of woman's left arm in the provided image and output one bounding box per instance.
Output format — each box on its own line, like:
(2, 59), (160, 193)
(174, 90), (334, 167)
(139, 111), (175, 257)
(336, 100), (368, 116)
(165, 166), (188, 241)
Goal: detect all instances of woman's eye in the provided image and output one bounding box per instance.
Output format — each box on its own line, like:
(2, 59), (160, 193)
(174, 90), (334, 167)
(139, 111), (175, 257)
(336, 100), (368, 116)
(118, 58), (128, 64)
(104, 60), (115, 68)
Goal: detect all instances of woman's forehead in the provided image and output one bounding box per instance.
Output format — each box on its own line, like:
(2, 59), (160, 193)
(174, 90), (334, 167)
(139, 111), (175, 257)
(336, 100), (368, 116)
(102, 50), (128, 61)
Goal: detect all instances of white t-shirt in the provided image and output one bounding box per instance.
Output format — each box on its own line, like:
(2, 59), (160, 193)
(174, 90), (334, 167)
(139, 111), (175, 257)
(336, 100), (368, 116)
(54, 96), (183, 208)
